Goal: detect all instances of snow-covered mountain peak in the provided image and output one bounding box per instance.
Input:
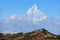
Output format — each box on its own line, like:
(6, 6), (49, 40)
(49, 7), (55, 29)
(26, 4), (47, 22)
(26, 4), (38, 15)
(29, 4), (38, 11)
(9, 14), (19, 19)
(2, 14), (21, 23)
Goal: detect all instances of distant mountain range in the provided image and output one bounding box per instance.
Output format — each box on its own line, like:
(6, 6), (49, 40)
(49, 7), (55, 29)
(0, 28), (60, 40)
(0, 4), (60, 34)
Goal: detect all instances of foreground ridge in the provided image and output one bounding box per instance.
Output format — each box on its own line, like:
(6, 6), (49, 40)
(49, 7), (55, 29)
(0, 28), (60, 40)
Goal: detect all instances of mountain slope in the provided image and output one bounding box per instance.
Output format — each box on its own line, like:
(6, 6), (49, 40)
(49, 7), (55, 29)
(0, 29), (60, 40)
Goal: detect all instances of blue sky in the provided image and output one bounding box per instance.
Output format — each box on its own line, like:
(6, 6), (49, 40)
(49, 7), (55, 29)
(0, 0), (60, 20)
